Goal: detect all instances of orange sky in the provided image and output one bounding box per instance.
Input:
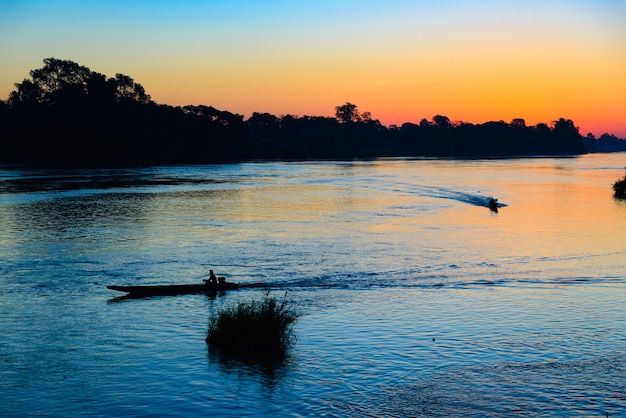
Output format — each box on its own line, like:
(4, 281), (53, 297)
(1, 1), (625, 137)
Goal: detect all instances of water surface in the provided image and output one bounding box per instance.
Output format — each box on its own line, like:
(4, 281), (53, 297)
(1, 154), (625, 416)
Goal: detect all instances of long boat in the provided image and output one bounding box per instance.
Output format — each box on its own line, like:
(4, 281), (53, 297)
(107, 281), (240, 297)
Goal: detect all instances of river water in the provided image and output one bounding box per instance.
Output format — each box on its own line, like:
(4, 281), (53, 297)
(1, 154), (625, 417)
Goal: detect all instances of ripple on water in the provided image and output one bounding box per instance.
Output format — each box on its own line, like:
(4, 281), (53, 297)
(367, 353), (626, 417)
(2, 157), (626, 416)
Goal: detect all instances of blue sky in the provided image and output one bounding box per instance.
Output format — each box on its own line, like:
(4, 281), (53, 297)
(2, 0), (625, 136)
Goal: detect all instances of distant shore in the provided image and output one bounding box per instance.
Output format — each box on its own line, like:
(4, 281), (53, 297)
(2, 58), (625, 168)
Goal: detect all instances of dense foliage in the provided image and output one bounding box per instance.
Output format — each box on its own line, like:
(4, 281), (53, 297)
(1, 58), (623, 167)
(206, 292), (298, 358)
(1, 58), (255, 166)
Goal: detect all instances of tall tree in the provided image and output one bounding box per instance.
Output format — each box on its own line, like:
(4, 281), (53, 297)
(432, 115), (451, 128)
(8, 58), (151, 107)
(335, 102), (360, 123)
(9, 58), (95, 106)
(113, 73), (151, 104)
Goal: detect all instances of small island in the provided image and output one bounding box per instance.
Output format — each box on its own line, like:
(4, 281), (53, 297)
(1, 58), (625, 167)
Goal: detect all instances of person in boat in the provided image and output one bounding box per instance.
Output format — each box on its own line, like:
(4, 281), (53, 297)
(204, 270), (218, 286)
(489, 197), (498, 208)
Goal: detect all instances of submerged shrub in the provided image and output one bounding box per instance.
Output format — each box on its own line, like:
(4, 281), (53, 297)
(614, 169), (626, 199)
(206, 292), (299, 357)
(615, 179), (626, 199)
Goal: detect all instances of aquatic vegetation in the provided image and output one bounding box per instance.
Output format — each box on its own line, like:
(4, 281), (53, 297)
(613, 167), (626, 199)
(206, 292), (299, 358)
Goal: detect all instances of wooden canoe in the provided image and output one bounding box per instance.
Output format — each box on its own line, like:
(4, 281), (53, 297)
(107, 281), (239, 297)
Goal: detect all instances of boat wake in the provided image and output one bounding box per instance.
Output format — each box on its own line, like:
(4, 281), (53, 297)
(334, 177), (506, 210)
(402, 183), (506, 209)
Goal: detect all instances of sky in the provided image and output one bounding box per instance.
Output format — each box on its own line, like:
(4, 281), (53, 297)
(1, 0), (625, 137)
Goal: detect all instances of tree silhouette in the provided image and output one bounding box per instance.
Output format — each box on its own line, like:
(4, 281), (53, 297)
(550, 118), (585, 154)
(432, 114), (452, 128)
(247, 112), (281, 140)
(113, 74), (152, 104)
(2, 58), (254, 166)
(9, 58), (153, 109)
(1, 58), (614, 167)
(511, 118), (526, 128)
(335, 102), (360, 123)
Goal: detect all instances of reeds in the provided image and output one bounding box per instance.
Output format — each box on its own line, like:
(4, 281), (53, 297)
(206, 292), (299, 358)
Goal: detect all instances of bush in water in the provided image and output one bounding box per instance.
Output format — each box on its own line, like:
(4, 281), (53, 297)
(206, 292), (298, 357)
(614, 167), (626, 199)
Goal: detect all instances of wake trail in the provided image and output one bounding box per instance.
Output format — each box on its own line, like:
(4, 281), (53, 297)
(331, 178), (506, 209)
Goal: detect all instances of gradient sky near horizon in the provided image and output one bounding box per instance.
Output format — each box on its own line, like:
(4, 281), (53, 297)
(1, 0), (625, 137)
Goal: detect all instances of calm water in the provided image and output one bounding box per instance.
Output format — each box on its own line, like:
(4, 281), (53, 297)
(1, 154), (625, 417)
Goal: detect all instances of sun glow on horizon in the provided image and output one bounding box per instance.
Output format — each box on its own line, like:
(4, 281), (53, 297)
(1, 0), (625, 137)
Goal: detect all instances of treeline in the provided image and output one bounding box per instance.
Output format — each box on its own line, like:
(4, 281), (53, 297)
(582, 133), (626, 153)
(0, 58), (623, 167)
(0, 59), (257, 166)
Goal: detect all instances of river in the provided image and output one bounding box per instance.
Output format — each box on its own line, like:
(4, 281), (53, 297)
(1, 154), (625, 416)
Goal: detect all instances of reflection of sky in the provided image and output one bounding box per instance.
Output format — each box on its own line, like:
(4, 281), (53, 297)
(1, 159), (625, 415)
(1, 0), (625, 137)
(8, 156), (626, 283)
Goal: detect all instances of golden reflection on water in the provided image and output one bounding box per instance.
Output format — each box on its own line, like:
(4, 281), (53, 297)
(1, 155), (626, 416)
